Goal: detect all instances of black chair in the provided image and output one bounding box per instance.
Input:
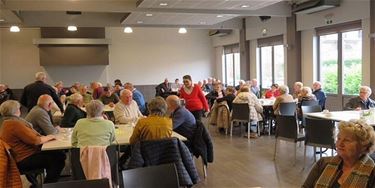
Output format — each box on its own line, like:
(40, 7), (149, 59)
(274, 115), (305, 164)
(230, 103), (260, 139)
(20, 168), (45, 188)
(70, 145), (119, 187)
(301, 100), (319, 106)
(301, 105), (322, 127)
(304, 117), (335, 167)
(279, 102), (297, 116)
(122, 163), (179, 188)
(43, 179), (110, 188)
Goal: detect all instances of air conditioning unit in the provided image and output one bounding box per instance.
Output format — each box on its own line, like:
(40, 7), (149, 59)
(208, 29), (232, 37)
(292, 0), (340, 14)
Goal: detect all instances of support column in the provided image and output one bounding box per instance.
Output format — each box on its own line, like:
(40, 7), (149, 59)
(370, 0), (375, 97)
(239, 18), (250, 80)
(286, 14), (301, 88)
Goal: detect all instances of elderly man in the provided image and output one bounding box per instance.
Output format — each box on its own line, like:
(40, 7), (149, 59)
(99, 87), (119, 106)
(250, 79), (260, 98)
(235, 80), (245, 91)
(124, 82), (146, 115)
(20, 72), (64, 112)
(0, 84), (14, 105)
(25, 94), (59, 135)
(114, 89), (144, 124)
(155, 78), (172, 98)
(345, 86), (375, 110)
(166, 95), (196, 140)
(61, 93), (86, 128)
(293, 81), (304, 99)
(312, 81), (327, 110)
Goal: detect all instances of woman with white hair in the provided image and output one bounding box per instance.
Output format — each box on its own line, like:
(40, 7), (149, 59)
(61, 93), (86, 128)
(71, 100), (115, 147)
(303, 120), (375, 187)
(273, 85), (294, 115)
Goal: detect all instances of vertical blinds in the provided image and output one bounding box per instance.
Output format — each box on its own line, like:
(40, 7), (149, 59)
(257, 35), (284, 47)
(315, 20), (362, 36)
(223, 44), (240, 54)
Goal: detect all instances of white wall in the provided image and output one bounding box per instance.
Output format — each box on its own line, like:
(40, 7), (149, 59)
(0, 27), (214, 88)
(106, 27), (214, 85)
(300, 29), (317, 86)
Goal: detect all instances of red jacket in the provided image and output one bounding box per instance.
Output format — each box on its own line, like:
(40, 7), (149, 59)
(179, 84), (209, 112)
(264, 89), (280, 99)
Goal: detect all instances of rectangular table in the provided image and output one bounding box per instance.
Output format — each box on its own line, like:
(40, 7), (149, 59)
(42, 124), (187, 151)
(305, 110), (375, 125)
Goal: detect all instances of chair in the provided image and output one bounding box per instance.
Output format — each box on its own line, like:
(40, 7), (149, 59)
(70, 145), (119, 187)
(279, 102), (297, 116)
(230, 103), (260, 139)
(122, 163), (179, 188)
(301, 105), (322, 127)
(304, 117), (335, 167)
(274, 115), (305, 164)
(20, 168), (45, 188)
(43, 179), (110, 188)
(301, 100), (319, 106)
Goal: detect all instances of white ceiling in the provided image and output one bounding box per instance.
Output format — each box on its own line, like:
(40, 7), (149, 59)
(0, 0), (291, 29)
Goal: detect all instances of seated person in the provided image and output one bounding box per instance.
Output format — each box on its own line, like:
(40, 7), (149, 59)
(25, 94), (59, 135)
(0, 84), (14, 105)
(0, 100), (65, 184)
(99, 87), (119, 107)
(71, 100), (116, 147)
(297, 87), (317, 117)
(264, 84), (280, 99)
(273, 85), (295, 115)
(79, 85), (93, 107)
(303, 120), (375, 187)
(345, 86), (375, 110)
(124, 82), (147, 115)
(114, 89), (144, 124)
(91, 82), (104, 100)
(166, 95), (196, 141)
(155, 78), (172, 98)
(216, 86), (236, 111)
(312, 81), (326, 110)
(61, 93), (86, 128)
(129, 97), (172, 145)
(293, 81), (303, 99)
(206, 83), (225, 107)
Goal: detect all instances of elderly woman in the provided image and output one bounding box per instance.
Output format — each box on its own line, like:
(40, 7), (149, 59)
(273, 85), (295, 115)
(71, 100), (115, 147)
(303, 120), (375, 187)
(0, 100), (65, 184)
(79, 85), (93, 106)
(233, 86), (263, 138)
(61, 93), (87, 128)
(264, 84), (280, 99)
(297, 87), (317, 117)
(129, 97), (172, 145)
(179, 75), (210, 121)
(206, 83), (225, 107)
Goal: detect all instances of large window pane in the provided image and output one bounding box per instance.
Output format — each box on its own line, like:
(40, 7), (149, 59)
(320, 34), (338, 94)
(234, 53), (240, 85)
(342, 30), (362, 95)
(261, 46), (272, 88)
(225, 53), (234, 86)
(274, 45), (284, 85)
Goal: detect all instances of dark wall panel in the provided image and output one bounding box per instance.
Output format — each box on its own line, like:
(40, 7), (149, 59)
(41, 27), (105, 38)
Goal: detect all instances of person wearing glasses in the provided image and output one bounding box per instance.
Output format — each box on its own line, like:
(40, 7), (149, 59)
(345, 86), (375, 110)
(303, 120), (375, 187)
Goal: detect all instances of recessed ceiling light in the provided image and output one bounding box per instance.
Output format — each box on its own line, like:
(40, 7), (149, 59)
(0, 19), (5, 22)
(67, 25), (77, 31)
(200, 21), (207, 25)
(146, 13), (153, 17)
(241, 5), (249, 8)
(178, 27), (187, 34)
(124, 27), (133, 33)
(137, 20), (144, 24)
(10, 26), (20, 32)
(217, 15), (224, 18)
(159, 2), (168, 6)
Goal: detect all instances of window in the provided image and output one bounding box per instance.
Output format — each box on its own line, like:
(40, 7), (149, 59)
(257, 35), (285, 89)
(317, 21), (362, 95)
(222, 44), (240, 86)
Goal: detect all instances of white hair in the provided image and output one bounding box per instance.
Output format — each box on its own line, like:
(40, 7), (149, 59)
(86, 100), (104, 118)
(35, 72), (46, 81)
(70, 93), (83, 104)
(0, 100), (20, 116)
(360, 86), (372, 95)
(278, 85), (289, 95)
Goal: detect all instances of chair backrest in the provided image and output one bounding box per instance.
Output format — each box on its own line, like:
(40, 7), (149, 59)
(43, 179), (110, 188)
(301, 105), (322, 126)
(70, 145), (119, 185)
(275, 115), (298, 140)
(279, 102), (297, 116)
(305, 117), (335, 148)
(122, 163), (179, 188)
(231, 103), (250, 121)
(301, 100), (319, 106)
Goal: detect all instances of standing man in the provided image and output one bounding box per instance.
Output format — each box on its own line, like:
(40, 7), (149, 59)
(312, 81), (327, 110)
(20, 72), (64, 113)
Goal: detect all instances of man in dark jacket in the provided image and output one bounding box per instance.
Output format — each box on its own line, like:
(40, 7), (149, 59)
(345, 86), (375, 110)
(312, 81), (326, 110)
(20, 72), (64, 113)
(155, 78), (172, 98)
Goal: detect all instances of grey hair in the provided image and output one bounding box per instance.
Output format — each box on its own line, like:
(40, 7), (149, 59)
(35, 72), (46, 81)
(70, 93), (83, 104)
(148, 97), (168, 116)
(302, 87), (313, 95)
(360, 86), (372, 96)
(278, 85), (289, 95)
(0, 100), (20, 116)
(120, 89), (132, 97)
(86, 100), (104, 118)
(338, 120), (375, 154)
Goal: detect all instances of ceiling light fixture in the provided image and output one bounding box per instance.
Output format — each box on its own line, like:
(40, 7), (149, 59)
(217, 15), (224, 18)
(178, 27), (187, 34)
(10, 26), (20, 32)
(241, 5), (249, 8)
(67, 25), (77, 31)
(159, 2), (168, 6)
(200, 21), (207, 25)
(137, 20), (144, 24)
(146, 13), (153, 17)
(124, 27), (133, 33)
(0, 19), (5, 22)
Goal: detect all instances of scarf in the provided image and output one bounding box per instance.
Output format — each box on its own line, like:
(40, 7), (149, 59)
(315, 155), (375, 188)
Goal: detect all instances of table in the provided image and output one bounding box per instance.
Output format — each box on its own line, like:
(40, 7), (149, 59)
(42, 125), (187, 151)
(53, 105), (115, 124)
(306, 110), (375, 125)
(259, 99), (275, 106)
